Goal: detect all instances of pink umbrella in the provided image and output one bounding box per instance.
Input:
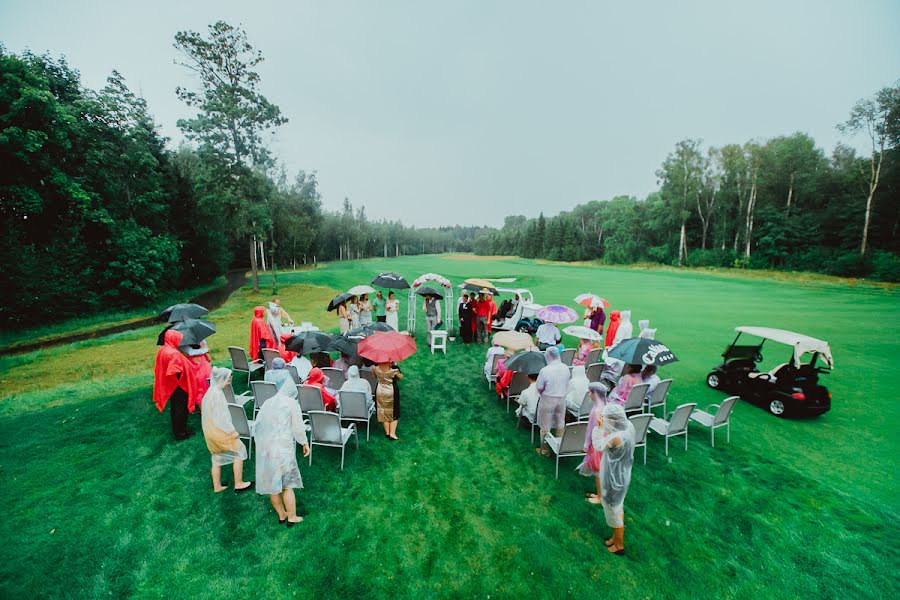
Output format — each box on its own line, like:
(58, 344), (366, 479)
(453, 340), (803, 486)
(536, 304), (578, 324)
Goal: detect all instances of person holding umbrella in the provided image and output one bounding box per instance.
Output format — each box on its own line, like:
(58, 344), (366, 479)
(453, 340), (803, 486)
(338, 301), (351, 334)
(535, 347), (570, 457)
(153, 329), (199, 441)
(357, 330), (416, 441)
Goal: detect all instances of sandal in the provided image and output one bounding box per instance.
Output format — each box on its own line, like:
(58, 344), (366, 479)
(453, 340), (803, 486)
(234, 482), (253, 493)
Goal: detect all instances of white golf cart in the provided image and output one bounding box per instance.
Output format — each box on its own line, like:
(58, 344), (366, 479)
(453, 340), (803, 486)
(491, 288), (544, 333)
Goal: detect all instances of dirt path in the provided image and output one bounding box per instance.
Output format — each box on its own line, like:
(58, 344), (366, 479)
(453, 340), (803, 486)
(0, 270), (248, 357)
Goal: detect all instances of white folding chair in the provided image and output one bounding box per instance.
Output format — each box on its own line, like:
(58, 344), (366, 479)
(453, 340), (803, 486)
(649, 403), (696, 455)
(338, 390), (375, 441)
(586, 348), (603, 366)
(629, 413), (653, 465)
(544, 421), (589, 478)
(645, 378), (673, 415)
(261, 348), (280, 371)
(360, 368), (377, 391)
(227, 403), (254, 459)
(559, 348), (576, 366)
(228, 346), (263, 386)
(286, 364), (301, 385)
(430, 330), (448, 354)
(689, 396), (738, 447)
(250, 381), (277, 418)
(623, 383), (650, 416)
(298, 384), (326, 415)
(320, 367), (345, 389)
(487, 353), (502, 389)
(223, 382), (253, 407)
(567, 391), (593, 421)
(517, 397), (542, 446)
(308, 410), (358, 470)
(585, 362), (603, 383)
(506, 371), (529, 413)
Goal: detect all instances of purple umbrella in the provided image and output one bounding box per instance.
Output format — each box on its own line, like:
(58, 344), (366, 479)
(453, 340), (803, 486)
(536, 304), (578, 324)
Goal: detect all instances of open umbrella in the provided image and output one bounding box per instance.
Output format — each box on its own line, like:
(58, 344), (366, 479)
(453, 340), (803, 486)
(347, 284), (376, 296)
(372, 272), (410, 289)
(607, 337), (679, 367)
(562, 325), (603, 341)
(328, 292), (355, 311)
(536, 304), (578, 324)
(574, 294), (610, 309)
(285, 331), (333, 354)
(172, 318), (216, 346)
(329, 332), (365, 357)
(492, 330), (534, 351)
(504, 350), (547, 375)
(415, 286), (444, 299)
(357, 331), (417, 363)
(365, 321), (394, 333)
(159, 303), (208, 323)
(463, 278), (498, 295)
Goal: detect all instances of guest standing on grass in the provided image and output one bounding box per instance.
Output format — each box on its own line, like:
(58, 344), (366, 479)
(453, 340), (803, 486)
(535, 347), (570, 457)
(373, 291), (387, 323)
(579, 383), (608, 505)
(349, 297), (361, 330)
(250, 306), (277, 361)
(590, 306), (606, 337)
(153, 329), (199, 441)
(385, 292), (400, 330)
(595, 403), (636, 556)
(458, 293), (474, 344)
(201, 367), (253, 493)
(254, 376), (309, 527)
(485, 294), (497, 336)
(604, 310), (621, 348)
(474, 293), (490, 342)
(338, 301), (351, 334)
(374, 362), (403, 440)
(359, 294), (373, 326)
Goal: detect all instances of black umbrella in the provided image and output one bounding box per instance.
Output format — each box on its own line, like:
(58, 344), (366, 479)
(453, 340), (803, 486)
(328, 292), (355, 311)
(159, 303), (209, 323)
(607, 337), (679, 367)
(172, 318), (216, 346)
(372, 272), (410, 289)
(329, 328), (370, 357)
(415, 286), (444, 299)
(285, 331), (334, 354)
(461, 282), (500, 296)
(364, 321), (394, 333)
(504, 350), (547, 375)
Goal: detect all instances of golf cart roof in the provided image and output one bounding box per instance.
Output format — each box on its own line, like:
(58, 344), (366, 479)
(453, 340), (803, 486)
(735, 326), (834, 368)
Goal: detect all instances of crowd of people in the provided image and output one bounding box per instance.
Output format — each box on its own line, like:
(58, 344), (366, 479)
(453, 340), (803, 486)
(337, 292), (400, 333)
(457, 292), (498, 343)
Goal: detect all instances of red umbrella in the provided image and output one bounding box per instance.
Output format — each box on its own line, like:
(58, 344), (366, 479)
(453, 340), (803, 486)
(357, 331), (417, 363)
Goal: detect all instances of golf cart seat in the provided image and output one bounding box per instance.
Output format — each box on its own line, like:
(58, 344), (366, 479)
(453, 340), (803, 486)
(747, 362), (790, 382)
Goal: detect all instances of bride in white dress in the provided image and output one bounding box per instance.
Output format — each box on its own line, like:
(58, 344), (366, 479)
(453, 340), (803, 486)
(385, 291), (400, 330)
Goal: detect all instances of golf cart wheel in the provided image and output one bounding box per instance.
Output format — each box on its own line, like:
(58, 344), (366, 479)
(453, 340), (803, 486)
(769, 399), (786, 416)
(706, 372), (722, 389)
(516, 323), (530, 333)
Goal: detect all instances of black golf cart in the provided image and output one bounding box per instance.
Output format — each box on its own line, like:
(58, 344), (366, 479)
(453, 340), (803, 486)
(706, 326), (833, 417)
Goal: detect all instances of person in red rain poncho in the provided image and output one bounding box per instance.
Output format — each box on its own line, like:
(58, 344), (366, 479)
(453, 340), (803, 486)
(305, 367), (338, 411)
(486, 294), (497, 336)
(153, 329), (200, 440)
(604, 310), (621, 348)
(250, 306), (277, 361)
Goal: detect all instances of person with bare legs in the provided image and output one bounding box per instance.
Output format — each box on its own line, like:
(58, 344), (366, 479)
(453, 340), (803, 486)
(594, 404), (636, 555)
(201, 367), (253, 493)
(374, 361), (403, 440)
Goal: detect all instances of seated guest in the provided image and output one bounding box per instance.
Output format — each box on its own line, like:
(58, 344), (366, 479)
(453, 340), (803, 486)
(250, 306), (277, 361)
(535, 321), (561, 351)
(609, 364), (643, 405)
(290, 354), (313, 381)
(265, 358), (294, 391)
(572, 338), (594, 367)
(305, 367), (338, 411)
(641, 365), (661, 397)
(566, 365), (590, 413)
(201, 367), (253, 493)
(340, 365), (374, 412)
(333, 353), (351, 378)
(514, 373), (540, 421)
(483, 342), (505, 381)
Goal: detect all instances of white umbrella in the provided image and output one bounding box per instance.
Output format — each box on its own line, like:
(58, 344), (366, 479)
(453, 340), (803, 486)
(563, 325), (603, 341)
(347, 284), (376, 296)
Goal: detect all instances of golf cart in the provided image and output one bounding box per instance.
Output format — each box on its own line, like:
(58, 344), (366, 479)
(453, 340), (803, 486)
(706, 326), (833, 417)
(491, 288), (544, 333)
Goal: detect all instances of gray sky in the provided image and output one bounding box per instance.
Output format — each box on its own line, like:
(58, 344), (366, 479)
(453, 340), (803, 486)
(2, 0), (899, 227)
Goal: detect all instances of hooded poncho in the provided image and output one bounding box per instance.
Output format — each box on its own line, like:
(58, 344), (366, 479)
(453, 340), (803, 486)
(250, 306), (277, 361)
(153, 329), (199, 412)
(593, 403), (636, 528)
(201, 367), (247, 463)
(613, 310), (633, 346)
(306, 367), (337, 411)
(605, 311), (621, 348)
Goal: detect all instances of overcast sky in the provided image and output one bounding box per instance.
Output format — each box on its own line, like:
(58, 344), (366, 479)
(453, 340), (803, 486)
(2, 0), (898, 226)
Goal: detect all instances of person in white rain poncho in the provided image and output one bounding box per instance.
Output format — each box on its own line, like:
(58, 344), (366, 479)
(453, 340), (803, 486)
(267, 298), (293, 340)
(340, 365), (375, 413)
(612, 310), (633, 346)
(484, 342), (505, 381)
(638, 319), (656, 339)
(593, 403), (636, 556)
(201, 367), (253, 493)
(255, 367), (310, 527)
(565, 365), (590, 413)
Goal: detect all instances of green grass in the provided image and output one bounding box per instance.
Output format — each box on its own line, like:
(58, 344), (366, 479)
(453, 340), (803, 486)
(1, 255), (897, 598)
(0, 276), (227, 351)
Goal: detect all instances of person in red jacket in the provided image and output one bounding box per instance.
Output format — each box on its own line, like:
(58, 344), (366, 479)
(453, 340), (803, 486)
(474, 293), (490, 343)
(153, 329), (200, 440)
(250, 306), (277, 361)
(305, 367), (338, 411)
(486, 294), (497, 336)
(605, 310), (621, 348)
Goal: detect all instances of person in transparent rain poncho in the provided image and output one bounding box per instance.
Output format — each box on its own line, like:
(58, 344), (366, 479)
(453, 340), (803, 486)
(612, 310), (634, 346)
(201, 367), (253, 493)
(340, 365), (375, 413)
(593, 403), (636, 556)
(254, 368), (310, 527)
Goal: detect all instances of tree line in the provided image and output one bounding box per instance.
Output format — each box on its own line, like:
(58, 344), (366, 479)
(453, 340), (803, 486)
(0, 25), (481, 328)
(474, 90), (900, 280)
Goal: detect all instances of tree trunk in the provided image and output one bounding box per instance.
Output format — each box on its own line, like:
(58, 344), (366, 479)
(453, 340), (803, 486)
(677, 221), (687, 266)
(861, 145), (884, 255)
(259, 240), (266, 271)
(339, 245), (343, 261)
(786, 172), (795, 215)
(250, 237), (259, 292)
(744, 172), (758, 259)
(395, 243), (399, 257)
(384, 242), (387, 258)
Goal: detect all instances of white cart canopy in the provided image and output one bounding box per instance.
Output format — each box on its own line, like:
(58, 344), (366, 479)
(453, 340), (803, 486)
(735, 326), (834, 368)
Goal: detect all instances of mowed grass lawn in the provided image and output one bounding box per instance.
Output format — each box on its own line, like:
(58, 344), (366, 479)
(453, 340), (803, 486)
(0, 255), (897, 598)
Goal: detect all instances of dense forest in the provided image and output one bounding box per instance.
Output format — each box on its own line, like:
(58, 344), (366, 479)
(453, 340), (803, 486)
(1, 22), (897, 329)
